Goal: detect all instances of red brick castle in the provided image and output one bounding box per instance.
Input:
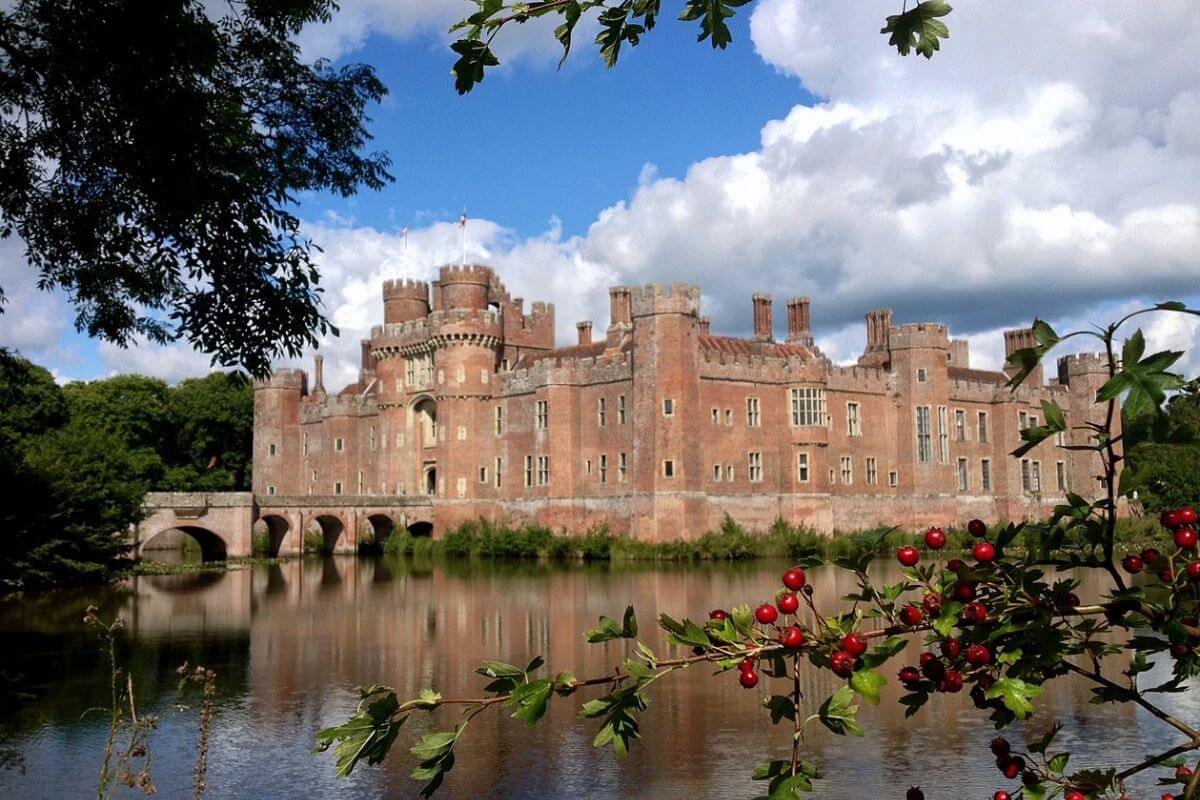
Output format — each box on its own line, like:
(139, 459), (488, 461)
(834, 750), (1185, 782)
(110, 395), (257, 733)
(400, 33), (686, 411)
(252, 264), (1114, 539)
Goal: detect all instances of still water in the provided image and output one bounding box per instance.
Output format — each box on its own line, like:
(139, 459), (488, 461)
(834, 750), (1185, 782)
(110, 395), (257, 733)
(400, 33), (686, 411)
(1, 557), (1197, 799)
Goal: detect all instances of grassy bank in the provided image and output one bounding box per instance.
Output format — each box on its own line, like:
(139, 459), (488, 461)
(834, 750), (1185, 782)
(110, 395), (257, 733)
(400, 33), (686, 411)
(380, 515), (1168, 564)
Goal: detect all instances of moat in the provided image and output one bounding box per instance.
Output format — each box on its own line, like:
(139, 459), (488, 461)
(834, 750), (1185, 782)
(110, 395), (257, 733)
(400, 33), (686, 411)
(1, 558), (1196, 799)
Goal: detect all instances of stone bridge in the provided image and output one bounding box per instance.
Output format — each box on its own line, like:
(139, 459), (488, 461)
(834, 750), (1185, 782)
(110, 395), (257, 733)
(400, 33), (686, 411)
(136, 493), (435, 560)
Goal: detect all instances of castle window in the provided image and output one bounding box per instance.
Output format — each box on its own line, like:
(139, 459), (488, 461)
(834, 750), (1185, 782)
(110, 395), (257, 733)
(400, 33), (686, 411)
(302, 433), (308, 455)
(370, 426), (376, 451)
(748, 452), (763, 482)
(395, 378), (403, 392)
(457, 425), (467, 441)
(915, 407), (932, 463)
(479, 466), (488, 483)
(267, 485), (276, 496)
(537, 455), (550, 486)
(937, 406), (949, 463)
(662, 460), (676, 477)
(481, 369), (489, 384)
(335, 437), (345, 452)
(840, 456), (852, 485)
(790, 388), (826, 427)
(663, 398), (675, 417)
(866, 457), (877, 485)
(398, 483), (406, 495)
(889, 471), (898, 487)
(1056, 460), (1068, 492)
(501, 358), (510, 371)
(846, 402), (861, 437)
(797, 452), (810, 483)
(1019, 411), (1029, 430)
(585, 458), (593, 476)
(618, 395), (627, 424)
(334, 481), (343, 495)
(954, 409), (966, 442)
(311, 469), (317, 482)
(746, 398), (760, 427)
(724, 409), (733, 425)
(978, 411), (989, 443)
(598, 397), (607, 426)
(437, 369), (445, 385)
(726, 465), (735, 481)
(711, 407), (719, 425)
(917, 368), (928, 383)
(1031, 461), (1042, 493)
(619, 452), (627, 481)
(406, 359), (416, 385)
(357, 470), (364, 494)
(536, 400), (549, 429)
(456, 366), (465, 384)
(599, 454), (608, 483)
(495, 458), (503, 488)
(524, 455), (533, 487)
(828, 468), (835, 483)
(456, 477), (466, 498)
(1021, 459), (1032, 491)
(713, 464), (722, 481)
(1055, 430), (1068, 447)
(494, 405), (503, 435)
(981, 459), (992, 491)
(957, 458), (968, 491)
(269, 443), (277, 456)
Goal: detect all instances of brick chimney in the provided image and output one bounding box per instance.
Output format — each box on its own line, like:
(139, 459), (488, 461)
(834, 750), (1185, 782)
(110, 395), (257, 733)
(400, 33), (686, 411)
(752, 293), (773, 341)
(786, 297), (813, 347)
(1003, 327), (1043, 385)
(698, 317), (711, 335)
(576, 320), (592, 345)
(865, 308), (893, 353)
(360, 340), (373, 371)
(609, 286), (631, 326)
(313, 354), (325, 395)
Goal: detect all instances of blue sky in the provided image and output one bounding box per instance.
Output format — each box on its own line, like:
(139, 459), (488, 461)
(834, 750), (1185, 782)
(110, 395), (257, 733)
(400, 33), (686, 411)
(2, 1), (1199, 387)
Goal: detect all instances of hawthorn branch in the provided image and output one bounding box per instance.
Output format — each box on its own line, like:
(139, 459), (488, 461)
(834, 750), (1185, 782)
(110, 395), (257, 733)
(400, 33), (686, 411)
(1062, 661), (1200, 742)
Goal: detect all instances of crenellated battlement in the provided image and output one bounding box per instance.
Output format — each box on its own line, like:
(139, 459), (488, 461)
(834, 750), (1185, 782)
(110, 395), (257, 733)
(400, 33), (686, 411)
(256, 368), (307, 392)
(499, 351), (633, 395)
(382, 278), (430, 298)
(1058, 352), (1110, 380)
(889, 322), (949, 351)
(438, 264), (494, 285)
(629, 283), (701, 318)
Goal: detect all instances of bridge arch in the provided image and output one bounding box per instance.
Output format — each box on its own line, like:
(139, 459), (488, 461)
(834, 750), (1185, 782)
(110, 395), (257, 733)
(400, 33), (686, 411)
(407, 520), (433, 537)
(139, 525), (229, 562)
(360, 513), (395, 552)
(253, 513), (291, 557)
(305, 514), (346, 555)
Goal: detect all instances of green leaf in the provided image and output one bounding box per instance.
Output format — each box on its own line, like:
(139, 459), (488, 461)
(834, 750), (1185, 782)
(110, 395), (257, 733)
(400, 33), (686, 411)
(507, 678), (553, 726)
(553, 1), (583, 67)
(985, 678), (1043, 719)
(849, 668), (886, 706)
(1098, 334), (1185, 417)
(1048, 752), (1070, 774)
(449, 38), (500, 94)
(587, 606), (639, 642)
(880, 0), (953, 59)
(409, 724), (466, 797)
(678, 0), (751, 50)
(765, 695), (796, 724)
(314, 689), (407, 777)
(817, 686), (864, 736)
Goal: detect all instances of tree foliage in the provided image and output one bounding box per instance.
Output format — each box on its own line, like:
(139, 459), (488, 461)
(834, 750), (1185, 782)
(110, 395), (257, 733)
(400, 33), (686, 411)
(0, 0), (392, 376)
(448, 0), (954, 94)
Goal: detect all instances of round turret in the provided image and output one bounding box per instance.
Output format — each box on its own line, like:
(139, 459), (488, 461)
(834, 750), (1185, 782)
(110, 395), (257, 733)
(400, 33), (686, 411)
(383, 279), (430, 324)
(438, 265), (494, 311)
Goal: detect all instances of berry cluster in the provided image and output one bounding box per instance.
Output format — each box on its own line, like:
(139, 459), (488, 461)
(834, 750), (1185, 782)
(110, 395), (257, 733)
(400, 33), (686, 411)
(1121, 508), (1200, 624)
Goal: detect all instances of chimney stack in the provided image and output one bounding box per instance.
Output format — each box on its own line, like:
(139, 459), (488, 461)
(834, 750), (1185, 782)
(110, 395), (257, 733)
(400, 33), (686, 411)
(752, 293), (773, 341)
(865, 308), (894, 353)
(1003, 327), (1043, 385)
(577, 321), (592, 345)
(786, 297), (813, 346)
(313, 354), (325, 394)
(360, 340), (373, 371)
(609, 286), (631, 326)
(698, 317), (711, 335)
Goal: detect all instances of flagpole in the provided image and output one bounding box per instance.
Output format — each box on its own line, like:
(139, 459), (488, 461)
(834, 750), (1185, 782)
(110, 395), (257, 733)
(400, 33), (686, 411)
(401, 227), (409, 280)
(460, 210), (467, 267)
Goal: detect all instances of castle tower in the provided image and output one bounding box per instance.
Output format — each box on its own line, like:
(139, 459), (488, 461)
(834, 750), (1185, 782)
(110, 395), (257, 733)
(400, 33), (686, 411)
(1058, 353), (1117, 496)
(1004, 327), (1043, 386)
(888, 322), (952, 493)
(252, 368), (307, 496)
(629, 283), (704, 539)
(383, 279), (430, 324)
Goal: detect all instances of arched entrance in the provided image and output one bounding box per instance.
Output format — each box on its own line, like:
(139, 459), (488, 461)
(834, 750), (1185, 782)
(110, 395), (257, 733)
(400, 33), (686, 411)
(359, 514), (394, 553)
(139, 525), (229, 563)
(423, 465), (437, 496)
(306, 515), (345, 555)
(254, 514), (290, 557)
(413, 397), (437, 447)
(407, 520), (433, 537)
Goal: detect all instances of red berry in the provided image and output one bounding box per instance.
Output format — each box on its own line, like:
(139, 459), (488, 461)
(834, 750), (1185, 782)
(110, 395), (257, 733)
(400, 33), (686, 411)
(739, 658), (756, 672)
(973, 541), (997, 563)
(963, 601), (988, 624)
(1164, 794), (1179, 800)
(954, 580), (976, 601)
(1179, 507), (1199, 526)
(940, 638), (962, 659)
(898, 666), (922, 684)
(1177, 766), (1193, 780)
(922, 593), (943, 615)
(990, 736), (1010, 756)
(924, 527), (946, 550)
(968, 518), (988, 537)
(777, 593), (800, 615)
(1188, 561), (1200, 582)
(782, 567), (806, 590)
(843, 633), (869, 657)
(946, 558), (965, 572)
(897, 545), (920, 567)
(755, 604), (779, 624)
(1065, 792), (1085, 800)
(966, 643), (991, 665)
(709, 609), (728, 620)
(899, 605), (923, 626)
(779, 625), (805, 649)
(906, 789), (924, 800)
(1175, 527), (1198, 550)
(1163, 509), (1184, 529)
(739, 668), (759, 688)
(830, 650), (856, 677)
(1160, 568), (1176, 583)
(920, 653), (945, 680)
(1171, 644), (1190, 658)
(993, 792), (1010, 800)
(1122, 554), (1144, 574)
(1001, 760), (1020, 780)
(1142, 547), (1162, 566)
(940, 669), (964, 693)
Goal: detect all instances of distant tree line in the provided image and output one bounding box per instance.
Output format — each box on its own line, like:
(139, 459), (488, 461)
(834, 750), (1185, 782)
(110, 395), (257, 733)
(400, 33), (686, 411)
(0, 351), (251, 589)
(1124, 377), (1200, 513)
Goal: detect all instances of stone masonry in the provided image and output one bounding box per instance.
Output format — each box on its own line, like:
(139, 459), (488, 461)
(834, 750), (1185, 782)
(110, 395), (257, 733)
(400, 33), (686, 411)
(252, 265), (1117, 540)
